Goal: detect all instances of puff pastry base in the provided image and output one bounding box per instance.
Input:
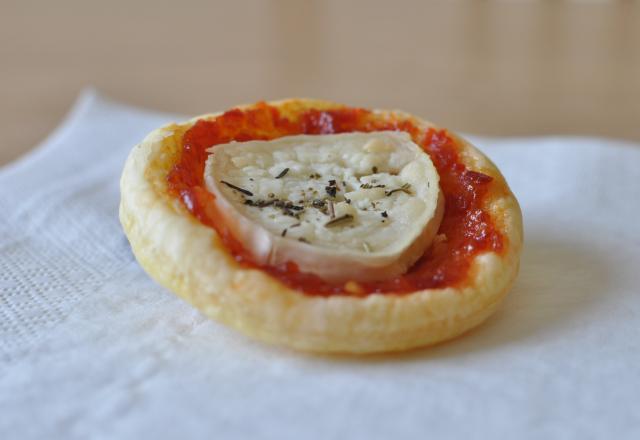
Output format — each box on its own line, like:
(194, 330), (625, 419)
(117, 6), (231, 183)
(119, 99), (523, 353)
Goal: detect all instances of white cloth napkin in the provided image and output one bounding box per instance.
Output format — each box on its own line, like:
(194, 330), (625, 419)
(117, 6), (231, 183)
(1, 90), (639, 440)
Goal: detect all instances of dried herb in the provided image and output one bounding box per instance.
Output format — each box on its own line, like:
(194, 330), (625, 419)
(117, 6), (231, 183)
(220, 180), (253, 196)
(381, 211), (388, 218)
(244, 198), (304, 219)
(271, 200), (303, 210)
(245, 198), (283, 208)
(275, 168), (290, 179)
(281, 229), (287, 237)
(360, 183), (386, 189)
(386, 183), (412, 196)
(325, 186), (337, 197)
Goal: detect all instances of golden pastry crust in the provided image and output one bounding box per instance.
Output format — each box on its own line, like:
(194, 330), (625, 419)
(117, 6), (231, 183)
(119, 99), (523, 353)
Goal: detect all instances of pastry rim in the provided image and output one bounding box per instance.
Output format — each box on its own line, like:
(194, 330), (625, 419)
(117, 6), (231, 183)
(119, 98), (523, 353)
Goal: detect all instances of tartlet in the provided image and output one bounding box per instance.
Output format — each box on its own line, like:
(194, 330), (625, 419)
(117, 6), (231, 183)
(119, 99), (523, 353)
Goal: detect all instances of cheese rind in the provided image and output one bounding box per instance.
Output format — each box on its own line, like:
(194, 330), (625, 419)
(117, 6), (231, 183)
(204, 131), (444, 283)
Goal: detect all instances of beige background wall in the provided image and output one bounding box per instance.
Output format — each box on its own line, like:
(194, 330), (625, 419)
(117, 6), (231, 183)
(1, 0), (639, 165)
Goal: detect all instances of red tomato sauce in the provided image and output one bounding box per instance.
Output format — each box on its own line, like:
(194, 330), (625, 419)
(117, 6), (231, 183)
(167, 102), (503, 295)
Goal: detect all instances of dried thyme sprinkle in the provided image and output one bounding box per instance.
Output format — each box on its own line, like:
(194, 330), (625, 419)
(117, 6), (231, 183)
(281, 228), (287, 237)
(271, 200), (304, 210)
(360, 183), (386, 189)
(298, 237), (310, 243)
(325, 186), (337, 197)
(290, 222), (302, 228)
(372, 166), (378, 173)
(220, 180), (253, 196)
(244, 198), (305, 218)
(328, 179), (337, 186)
(244, 199), (278, 208)
(324, 214), (353, 228)
(386, 183), (412, 196)
(381, 211), (388, 218)
(275, 168), (289, 179)
(312, 199), (325, 209)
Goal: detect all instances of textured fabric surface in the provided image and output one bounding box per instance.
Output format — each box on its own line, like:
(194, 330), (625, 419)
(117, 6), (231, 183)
(1, 90), (639, 440)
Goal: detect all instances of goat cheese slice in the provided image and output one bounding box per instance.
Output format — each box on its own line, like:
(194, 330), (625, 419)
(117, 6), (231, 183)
(204, 131), (444, 283)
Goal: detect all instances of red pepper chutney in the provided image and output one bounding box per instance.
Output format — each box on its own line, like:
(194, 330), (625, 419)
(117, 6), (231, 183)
(167, 103), (504, 296)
